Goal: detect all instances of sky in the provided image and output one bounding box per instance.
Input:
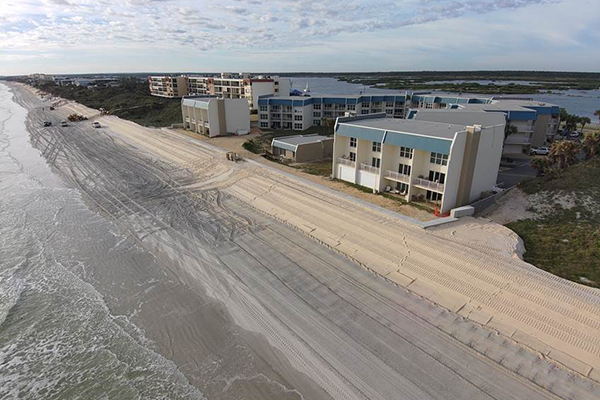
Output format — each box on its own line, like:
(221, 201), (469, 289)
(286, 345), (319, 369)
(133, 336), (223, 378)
(0, 0), (598, 75)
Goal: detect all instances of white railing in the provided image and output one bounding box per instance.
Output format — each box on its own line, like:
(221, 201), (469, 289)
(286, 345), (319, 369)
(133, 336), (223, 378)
(413, 177), (445, 193)
(337, 158), (356, 167)
(384, 170), (410, 184)
(359, 163), (380, 174)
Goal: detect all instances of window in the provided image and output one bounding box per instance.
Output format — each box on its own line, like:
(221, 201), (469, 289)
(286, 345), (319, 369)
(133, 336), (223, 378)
(313, 119), (321, 126)
(361, 102), (369, 108)
(294, 123), (303, 129)
(386, 109), (393, 115)
(347, 104), (356, 111)
(294, 115), (303, 121)
(260, 114), (268, 120)
(398, 163), (411, 176)
(350, 137), (357, 148)
(396, 182), (409, 193)
(430, 152), (448, 166)
(260, 122), (268, 128)
(371, 157), (381, 168)
(426, 191), (443, 202)
(428, 171), (446, 184)
(399, 146), (413, 159)
(361, 109), (369, 115)
(349, 152), (356, 162)
(313, 112), (321, 118)
(372, 141), (381, 152)
(385, 101), (394, 108)
(313, 103), (321, 110)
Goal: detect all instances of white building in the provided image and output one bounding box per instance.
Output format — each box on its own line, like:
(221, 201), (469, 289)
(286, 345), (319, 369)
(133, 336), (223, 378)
(407, 94), (560, 154)
(148, 76), (189, 98)
(332, 113), (506, 213)
(152, 73), (290, 111)
(181, 97), (250, 137)
(258, 94), (408, 130)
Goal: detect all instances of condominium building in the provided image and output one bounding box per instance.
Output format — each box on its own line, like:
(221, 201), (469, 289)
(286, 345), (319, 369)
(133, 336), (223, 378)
(257, 94), (408, 130)
(148, 76), (189, 98)
(151, 73), (290, 110)
(332, 113), (506, 213)
(408, 94), (560, 155)
(181, 96), (250, 137)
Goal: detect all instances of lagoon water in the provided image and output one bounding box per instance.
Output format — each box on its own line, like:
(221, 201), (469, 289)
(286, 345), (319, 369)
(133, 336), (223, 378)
(290, 77), (600, 120)
(0, 83), (203, 399)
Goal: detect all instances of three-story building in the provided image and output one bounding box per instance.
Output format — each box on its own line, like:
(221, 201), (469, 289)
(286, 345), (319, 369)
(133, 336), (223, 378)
(332, 113), (506, 213)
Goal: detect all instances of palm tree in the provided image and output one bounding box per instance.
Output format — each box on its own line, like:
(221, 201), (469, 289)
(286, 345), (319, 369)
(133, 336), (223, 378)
(564, 115), (579, 132)
(595, 110), (600, 125)
(549, 140), (579, 169)
(531, 156), (553, 176)
(582, 131), (600, 159)
(579, 117), (591, 131)
(504, 123), (518, 140)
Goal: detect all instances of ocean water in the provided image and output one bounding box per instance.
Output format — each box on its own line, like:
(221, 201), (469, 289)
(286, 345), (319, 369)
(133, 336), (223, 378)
(289, 77), (600, 120)
(0, 83), (203, 399)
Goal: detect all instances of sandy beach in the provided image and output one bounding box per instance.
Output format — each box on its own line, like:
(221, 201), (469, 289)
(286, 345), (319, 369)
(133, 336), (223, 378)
(7, 81), (600, 399)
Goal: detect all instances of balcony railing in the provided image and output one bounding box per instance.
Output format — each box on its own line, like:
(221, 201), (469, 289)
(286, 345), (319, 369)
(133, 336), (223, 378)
(413, 178), (444, 193)
(359, 163), (380, 174)
(337, 157), (356, 167)
(383, 170), (410, 184)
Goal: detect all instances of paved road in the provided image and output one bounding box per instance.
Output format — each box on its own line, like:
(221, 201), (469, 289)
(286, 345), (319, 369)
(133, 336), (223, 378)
(497, 159), (537, 188)
(14, 84), (600, 400)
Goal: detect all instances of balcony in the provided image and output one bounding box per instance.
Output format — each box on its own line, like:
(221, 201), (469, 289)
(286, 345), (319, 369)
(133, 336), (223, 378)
(359, 163), (380, 174)
(413, 178), (444, 193)
(338, 157), (356, 167)
(383, 170), (410, 184)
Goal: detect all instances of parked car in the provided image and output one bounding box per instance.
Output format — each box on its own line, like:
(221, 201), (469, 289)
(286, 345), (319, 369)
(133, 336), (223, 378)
(61, 121), (68, 127)
(43, 121), (52, 127)
(569, 131), (580, 138)
(530, 146), (550, 156)
(92, 122), (101, 128)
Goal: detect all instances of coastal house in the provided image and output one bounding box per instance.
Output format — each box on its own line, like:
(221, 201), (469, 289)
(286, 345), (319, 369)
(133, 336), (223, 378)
(148, 76), (189, 98)
(181, 96), (250, 137)
(332, 113), (506, 213)
(408, 94), (560, 154)
(151, 73), (291, 111)
(271, 134), (334, 163)
(258, 94), (408, 131)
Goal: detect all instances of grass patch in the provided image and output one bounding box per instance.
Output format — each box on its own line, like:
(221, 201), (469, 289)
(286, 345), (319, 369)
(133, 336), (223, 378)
(243, 125), (332, 155)
(519, 157), (600, 194)
(507, 210), (600, 287)
(290, 160), (332, 177)
(333, 179), (374, 194)
(333, 179), (435, 214)
(34, 79), (182, 127)
(242, 138), (262, 154)
(380, 193), (434, 213)
(506, 157), (600, 287)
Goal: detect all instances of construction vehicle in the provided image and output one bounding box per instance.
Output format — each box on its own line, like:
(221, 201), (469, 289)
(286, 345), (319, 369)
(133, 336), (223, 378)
(226, 152), (241, 162)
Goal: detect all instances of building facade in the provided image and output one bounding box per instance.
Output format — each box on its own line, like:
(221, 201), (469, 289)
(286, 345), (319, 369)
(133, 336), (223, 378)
(332, 113), (506, 213)
(258, 94), (408, 131)
(151, 73), (290, 110)
(271, 134), (334, 163)
(148, 76), (189, 98)
(181, 97), (250, 137)
(408, 94), (560, 155)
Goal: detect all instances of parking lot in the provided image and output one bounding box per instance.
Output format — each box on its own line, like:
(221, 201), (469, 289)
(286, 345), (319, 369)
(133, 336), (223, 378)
(497, 157), (537, 188)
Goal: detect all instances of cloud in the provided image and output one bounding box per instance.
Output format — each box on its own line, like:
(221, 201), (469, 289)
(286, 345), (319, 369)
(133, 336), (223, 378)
(0, 0), (598, 74)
